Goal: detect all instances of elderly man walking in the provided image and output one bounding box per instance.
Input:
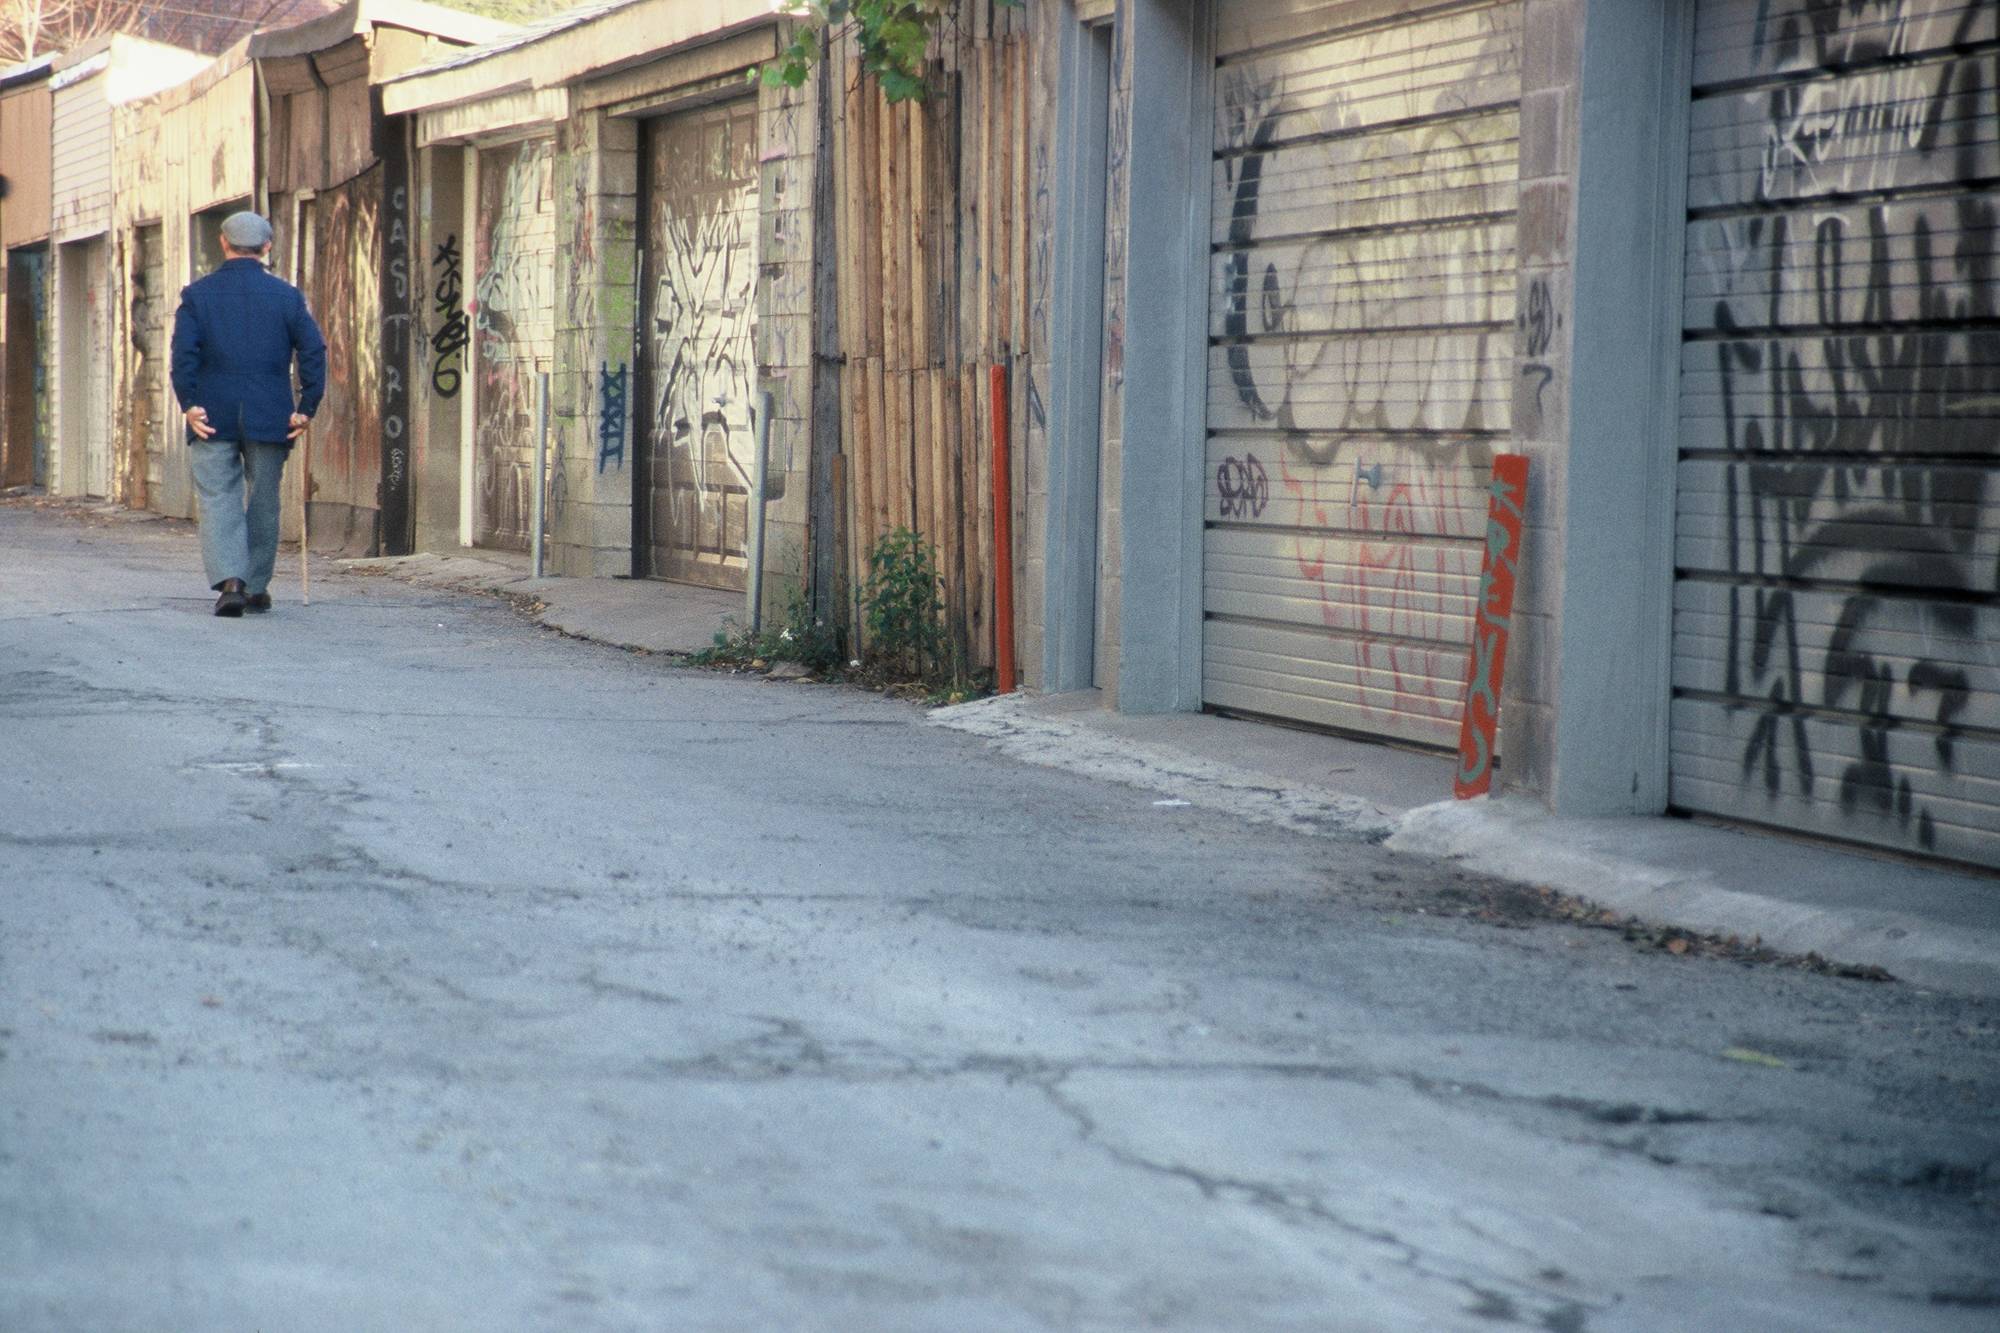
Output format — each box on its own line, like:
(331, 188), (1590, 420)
(171, 211), (327, 617)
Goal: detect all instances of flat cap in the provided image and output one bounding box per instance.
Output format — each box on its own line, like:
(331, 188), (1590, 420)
(220, 210), (273, 250)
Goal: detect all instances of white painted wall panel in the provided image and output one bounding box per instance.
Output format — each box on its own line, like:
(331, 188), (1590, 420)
(1203, 0), (1520, 744)
(51, 76), (113, 240)
(1671, 0), (2000, 866)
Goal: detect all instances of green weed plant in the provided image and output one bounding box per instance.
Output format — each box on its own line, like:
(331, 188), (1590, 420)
(861, 526), (948, 683)
(689, 581), (840, 675)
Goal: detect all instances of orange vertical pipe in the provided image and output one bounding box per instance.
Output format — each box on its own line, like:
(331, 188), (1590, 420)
(990, 362), (1016, 693)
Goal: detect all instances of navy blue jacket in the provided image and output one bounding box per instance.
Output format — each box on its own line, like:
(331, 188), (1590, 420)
(171, 258), (327, 446)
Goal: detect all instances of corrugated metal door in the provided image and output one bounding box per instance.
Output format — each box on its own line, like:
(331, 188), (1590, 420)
(1672, 0), (2000, 866)
(471, 137), (556, 553)
(640, 98), (760, 590)
(1204, 0), (1521, 745)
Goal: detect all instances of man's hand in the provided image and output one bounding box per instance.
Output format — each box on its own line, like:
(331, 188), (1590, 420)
(185, 406), (216, 440)
(287, 413), (310, 441)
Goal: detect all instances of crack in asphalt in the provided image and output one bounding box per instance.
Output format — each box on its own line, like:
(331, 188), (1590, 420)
(0, 606), (179, 623)
(1029, 1070), (1605, 1330)
(578, 971), (684, 1008)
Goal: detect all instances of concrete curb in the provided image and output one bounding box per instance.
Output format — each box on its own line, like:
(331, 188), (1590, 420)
(1388, 800), (2000, 999)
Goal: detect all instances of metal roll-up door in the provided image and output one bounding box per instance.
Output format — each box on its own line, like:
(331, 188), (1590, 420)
(1205, 0), (1521, 745)
(1672, 0), (2000, 864)
(471, 136), (557, 553)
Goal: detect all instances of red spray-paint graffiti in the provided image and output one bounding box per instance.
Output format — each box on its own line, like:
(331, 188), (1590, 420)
(1454, 454), (1528, 799)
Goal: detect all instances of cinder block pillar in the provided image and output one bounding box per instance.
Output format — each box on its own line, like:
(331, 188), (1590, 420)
(550, 108), (640, 578)
(411, 142), (466, 554)
(1498, 0), (1691, 815)
(1112, 0), (1210, 715)
(754, 71), (818, 621)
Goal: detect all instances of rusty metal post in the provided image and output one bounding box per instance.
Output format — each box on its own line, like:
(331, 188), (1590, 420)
(990, 363), (1015, 694)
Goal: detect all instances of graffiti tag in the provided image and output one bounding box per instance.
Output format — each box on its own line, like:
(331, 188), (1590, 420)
(1215, 453), (1269, 520)
(598, 362), (628, 473)
(1454, 455), (1529, 799)
(429, 234), (468, 398)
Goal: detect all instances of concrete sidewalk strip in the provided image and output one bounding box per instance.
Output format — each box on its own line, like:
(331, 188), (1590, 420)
(339, 551), (537, 595)
(935, 694), (2000, 1000)
(932, 695), (1403, 843)
(1391, 799), (2000, 1000)
(339, 553), (739, 657)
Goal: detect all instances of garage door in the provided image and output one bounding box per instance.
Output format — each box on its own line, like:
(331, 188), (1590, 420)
(640, 97), (761, 591)
(471, 136), (556, 553)
(1204, 0), (1521, 745)
(1671, 0), (2000, 865)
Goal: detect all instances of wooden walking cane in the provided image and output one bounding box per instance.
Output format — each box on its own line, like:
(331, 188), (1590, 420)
(298, 426), (310, 606)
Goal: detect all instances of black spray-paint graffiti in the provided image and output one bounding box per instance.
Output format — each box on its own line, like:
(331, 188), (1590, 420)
(1522, 275), (1556, 357)
(1216, 51), (1515, 457)
(598, 362), (628, 473)
(1518, 274), (1559, 417)
(1703, 0), (1999, 855)
(429, 233), (467, 398)
(1215, 454), (1269, 519)
(1219, 87), (1279, 427)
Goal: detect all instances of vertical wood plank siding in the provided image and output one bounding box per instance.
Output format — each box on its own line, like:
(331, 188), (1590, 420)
(829, 3), (1033, 674)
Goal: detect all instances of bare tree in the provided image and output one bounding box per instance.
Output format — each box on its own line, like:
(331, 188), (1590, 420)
(0, 0), (338, 65)
(0, 0), (144, 63)
(426, 0), (571, 22)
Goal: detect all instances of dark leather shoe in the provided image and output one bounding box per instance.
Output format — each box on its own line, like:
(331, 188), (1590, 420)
(245, 591), (272, 613)
(214, 581), (247, 617)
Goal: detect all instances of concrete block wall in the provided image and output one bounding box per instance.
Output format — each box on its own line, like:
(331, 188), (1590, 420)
(1495, 0), (1584, 802)
(754, 71), (818, 620)
(1500, 0), (1691, 817)
(410, 141), (465, 554)
(549, 107), (639, 579)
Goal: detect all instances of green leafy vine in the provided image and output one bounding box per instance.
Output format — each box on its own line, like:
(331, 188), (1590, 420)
(761, 1), (1016, 103)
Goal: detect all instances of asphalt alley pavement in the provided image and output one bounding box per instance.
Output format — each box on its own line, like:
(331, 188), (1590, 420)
(3, 496), (1997, 1331)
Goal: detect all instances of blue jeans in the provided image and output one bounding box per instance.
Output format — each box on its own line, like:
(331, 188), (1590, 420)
(190, 439), (288, 593)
